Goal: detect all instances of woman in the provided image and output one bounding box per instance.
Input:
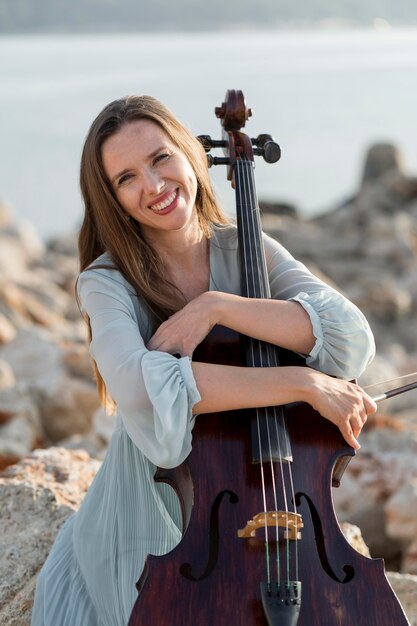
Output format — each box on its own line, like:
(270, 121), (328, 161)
(31, 95), (376, 626)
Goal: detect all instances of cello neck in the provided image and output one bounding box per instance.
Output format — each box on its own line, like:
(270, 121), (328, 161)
(234, 159), (272, 301)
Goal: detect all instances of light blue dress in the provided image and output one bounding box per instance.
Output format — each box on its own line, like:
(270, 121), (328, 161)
(31, 224), (375, 626)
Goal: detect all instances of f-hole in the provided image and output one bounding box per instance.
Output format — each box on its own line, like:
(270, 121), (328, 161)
(179, 490), (239, 582)
(296, 492), (355, 583)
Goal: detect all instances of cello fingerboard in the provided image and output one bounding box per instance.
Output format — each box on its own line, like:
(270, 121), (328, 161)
(235, 159), (293, 464)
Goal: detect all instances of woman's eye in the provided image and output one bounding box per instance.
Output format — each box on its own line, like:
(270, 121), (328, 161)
(154, 152), (171, 164)
(118, 173), (133, 186)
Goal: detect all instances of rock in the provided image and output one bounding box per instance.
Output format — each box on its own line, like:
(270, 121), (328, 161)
(0, 280), (72, 331)
(0, 414), (40, 470)
(334, 420), (417, 566)
(0, 386), (41, 467)
(0, 327), (65, 395)
(359, 281), (412, 323)
(361, 143), (404, 187)
(340, 521), (371, 557)
(0, 238), (30, 277)
(15, 273), (73, 317)
(0, 218), (45, 277)
(387, 572), (417, 626)
(34, 254), (79, 295)
(0, 448), (100, 625)
(0, 359), (16, 389)
(259, 200), (299, 218)
(62, 344), (94, 380)
(0, 449), (415, 626)
(56, 431), (106, 460)
(402, 538), (417, 577)
(0, 386), (38, 422)
(57, 406), (116, 460)
(386, 480), (417, 574)
(0, 312), (17, 344)
(38, 377), (100, 442)
(339, 522), (415, 623)
(46, 232), (78, 256)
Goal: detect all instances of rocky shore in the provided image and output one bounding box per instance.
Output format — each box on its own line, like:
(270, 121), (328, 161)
(1, 143), (417, 624)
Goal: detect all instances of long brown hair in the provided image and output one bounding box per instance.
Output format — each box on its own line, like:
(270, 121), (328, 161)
(78, 95), (228, 407)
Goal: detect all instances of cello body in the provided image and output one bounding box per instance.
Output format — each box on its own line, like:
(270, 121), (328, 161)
(128, 331), (409, 625)
(128, 91), (410, 626)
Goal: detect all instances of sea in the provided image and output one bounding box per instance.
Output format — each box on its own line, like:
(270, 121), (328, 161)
(1, 27), (417, 240)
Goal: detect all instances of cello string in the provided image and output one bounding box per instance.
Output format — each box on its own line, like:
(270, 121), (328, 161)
(239, 159), (296, 586)
(236, 160), (271, 588)
(287, 458), (299, 583)
(240, 158), (300, 585)
(242, 162), (286, 583)
(239, 160), (283, 586)
(239, 158), (287, 585)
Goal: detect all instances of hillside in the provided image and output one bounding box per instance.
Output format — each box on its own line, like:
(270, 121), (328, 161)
(1, 0), (417, 34)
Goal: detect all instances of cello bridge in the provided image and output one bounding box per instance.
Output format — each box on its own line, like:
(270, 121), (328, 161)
(238, 511), (303, 540)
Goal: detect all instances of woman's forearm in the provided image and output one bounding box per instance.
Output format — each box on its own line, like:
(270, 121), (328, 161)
(191, 361), (377, 450)
(146, 290), (316, 359)
(191, 362), (307, 414)
(212, 292), (316, 356)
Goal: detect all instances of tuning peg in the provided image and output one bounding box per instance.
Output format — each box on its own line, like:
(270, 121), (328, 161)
(197, 135), (213, 152)
(206, 155), (230, 168)
(197, 135), (227, 153)
(252, 134), (281, 164)
(263, 141), (281, 163)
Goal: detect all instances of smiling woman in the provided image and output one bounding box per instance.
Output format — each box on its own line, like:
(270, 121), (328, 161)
(102, 120), (198, 234)
(30, 94), (377, 626)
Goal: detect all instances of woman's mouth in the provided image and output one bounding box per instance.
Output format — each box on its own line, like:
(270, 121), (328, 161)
(149, 189), (179, 214)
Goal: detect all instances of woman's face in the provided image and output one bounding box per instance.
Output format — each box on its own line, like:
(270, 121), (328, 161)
(102, 119), (198, 238)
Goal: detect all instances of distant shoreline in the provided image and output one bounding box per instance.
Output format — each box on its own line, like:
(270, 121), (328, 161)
(2, 21), (417, 36)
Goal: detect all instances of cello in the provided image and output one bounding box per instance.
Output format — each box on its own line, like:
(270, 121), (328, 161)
(128, 90), (410, 625)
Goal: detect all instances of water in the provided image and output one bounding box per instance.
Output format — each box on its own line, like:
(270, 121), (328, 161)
(1, 28), (417, 239)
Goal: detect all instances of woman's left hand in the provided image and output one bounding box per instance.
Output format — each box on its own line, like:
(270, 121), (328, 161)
(147, 292), (219, 357)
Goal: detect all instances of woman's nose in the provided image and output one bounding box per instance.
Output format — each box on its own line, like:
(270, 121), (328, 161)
(142, 168), (164, 195)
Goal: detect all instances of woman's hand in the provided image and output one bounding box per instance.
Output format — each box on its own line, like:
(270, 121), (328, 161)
(301, 369), (377, 449)
(147, 291), (220, 357)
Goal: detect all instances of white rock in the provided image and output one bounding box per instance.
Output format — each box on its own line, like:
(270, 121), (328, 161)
(0, 360), (16, 389)
(0, 447), (100, 625)
(387, 572), (417, 625)
(0, 312), (17, 344)
(0, 327), (66, 395)
(334, 423), (417, 562)
(402, 537), (417, 576)
(0, 238), (30, 277)
(386, 480), (417, 545)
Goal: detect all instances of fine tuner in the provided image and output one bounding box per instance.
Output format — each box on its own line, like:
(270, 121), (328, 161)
(197, 133), (282, 166)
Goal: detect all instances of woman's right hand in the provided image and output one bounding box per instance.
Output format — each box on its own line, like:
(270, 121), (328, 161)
(300, 369), (377, 449)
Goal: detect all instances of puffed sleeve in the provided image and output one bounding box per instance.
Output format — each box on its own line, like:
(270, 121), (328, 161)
(77, 269), (201, 468)
(263, 233), (375, 379)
